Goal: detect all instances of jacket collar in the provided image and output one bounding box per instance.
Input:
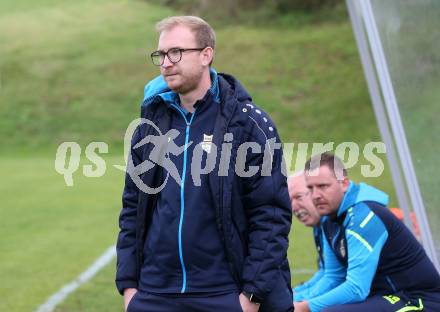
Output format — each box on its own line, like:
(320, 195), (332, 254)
(337, 181), (389, 217)
(141, 68), (220, 108)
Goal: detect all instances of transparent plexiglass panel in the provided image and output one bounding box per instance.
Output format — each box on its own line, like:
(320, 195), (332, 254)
(369, 0), (440, 259)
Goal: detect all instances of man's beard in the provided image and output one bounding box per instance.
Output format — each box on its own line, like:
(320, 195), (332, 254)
(170, 70), (203, 95)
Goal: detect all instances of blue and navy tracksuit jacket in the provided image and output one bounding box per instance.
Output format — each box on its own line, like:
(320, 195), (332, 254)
(306, 182), (440, 312)
(115, 69), (292, 303)
(138, 70), (236, 293)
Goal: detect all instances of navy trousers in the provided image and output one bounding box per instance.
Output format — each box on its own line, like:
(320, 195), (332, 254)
(128, 291), (293, 312)
(323, 290), (440, 312)
(127, 281), (293, 312)
(127, 291), (242, 312)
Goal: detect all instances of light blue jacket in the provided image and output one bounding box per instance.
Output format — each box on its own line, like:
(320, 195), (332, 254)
(307, 182), (389, 312)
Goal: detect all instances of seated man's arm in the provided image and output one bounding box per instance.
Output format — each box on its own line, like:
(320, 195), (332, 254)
(298, 229), (345, 301)
(293, 267), (325, 301)
(308, 204), (388, 312)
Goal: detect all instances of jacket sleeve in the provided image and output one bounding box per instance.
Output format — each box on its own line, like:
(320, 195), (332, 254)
(308, 204), (389, 312)
(239, 110), (292, 300)
(301, 230), (345, 301)
(115, 126), (143, 295)
(293, 267), (325, 301)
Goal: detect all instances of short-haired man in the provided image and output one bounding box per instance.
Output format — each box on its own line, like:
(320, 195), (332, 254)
(288, 173), (325, 301)
(116, 16), (293, 312)
(294, 152), (440, 312)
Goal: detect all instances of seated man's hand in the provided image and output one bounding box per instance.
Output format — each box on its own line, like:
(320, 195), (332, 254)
(294, 300), (310, 312)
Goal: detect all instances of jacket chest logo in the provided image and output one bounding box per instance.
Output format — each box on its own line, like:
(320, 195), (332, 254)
(201, 134), (213, 153)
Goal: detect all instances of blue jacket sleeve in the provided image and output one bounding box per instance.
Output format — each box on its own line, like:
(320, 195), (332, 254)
(302, 229), (346, 301)
(309, 205), (389, 312)
(293, 268), (325, 301)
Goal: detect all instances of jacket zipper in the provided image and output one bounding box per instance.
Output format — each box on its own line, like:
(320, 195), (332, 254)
(171, 103), (196, 293)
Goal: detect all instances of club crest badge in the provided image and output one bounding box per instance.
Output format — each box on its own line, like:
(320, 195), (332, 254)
(201, 134), (213, 153)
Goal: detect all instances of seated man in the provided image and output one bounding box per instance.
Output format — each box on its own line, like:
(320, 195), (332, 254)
(288, 173), (324, 301)
(294, 152), (440, 312)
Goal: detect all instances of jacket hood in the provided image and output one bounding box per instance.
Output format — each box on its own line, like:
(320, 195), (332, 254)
(217, 72), (252, 103)
(141, 69), (252, 108)
(338, 181), (389, 217)
(142, 74), (169, 104)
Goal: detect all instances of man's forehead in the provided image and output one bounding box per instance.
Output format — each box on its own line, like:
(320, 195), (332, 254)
(292, 184), (308, 195)
(158, 25), (196, 47)
(288, 173), (303, 185)
(287, 177), (308, 196)
(305, 166), (335, 181)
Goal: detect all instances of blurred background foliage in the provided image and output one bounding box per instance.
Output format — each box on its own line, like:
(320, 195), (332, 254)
(146, 0), (346, 25)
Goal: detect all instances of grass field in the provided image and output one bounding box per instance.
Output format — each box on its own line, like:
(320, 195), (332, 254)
(0, 156), (124, 311)
(0, 0), (397, 311)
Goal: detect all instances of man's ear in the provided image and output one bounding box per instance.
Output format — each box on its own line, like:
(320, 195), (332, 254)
(341, 176), (350, 192)
(200, 47), (214, 66)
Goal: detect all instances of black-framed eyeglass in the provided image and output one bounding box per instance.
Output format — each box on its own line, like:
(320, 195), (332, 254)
(150, 47), (206, 66)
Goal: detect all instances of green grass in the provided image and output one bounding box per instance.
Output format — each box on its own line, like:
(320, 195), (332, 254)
(54, 259), (122, 312)
(0, 0), (398, 311)
(1, 0), (380, 151)
(0, 155), (124, 311)
(0, 0), (173, 151)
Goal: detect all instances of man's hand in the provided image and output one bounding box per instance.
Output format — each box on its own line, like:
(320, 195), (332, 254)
(294, 300), (310, 312)
(239, 293), (260, 312)
(123, 288), (138, 312)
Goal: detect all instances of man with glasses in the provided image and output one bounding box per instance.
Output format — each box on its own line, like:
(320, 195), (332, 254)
(116, 16), (293, 312)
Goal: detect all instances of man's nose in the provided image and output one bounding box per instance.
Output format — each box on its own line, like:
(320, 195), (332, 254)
(161, 55), (173, 68)
(291, 203), (298, 212)
(311, 188), (321, 200)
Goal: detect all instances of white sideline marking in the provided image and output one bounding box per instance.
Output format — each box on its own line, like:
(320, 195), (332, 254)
(34, 243), (314, 312)
(292, 268), (316, 274)
(34, 245), (116, 312)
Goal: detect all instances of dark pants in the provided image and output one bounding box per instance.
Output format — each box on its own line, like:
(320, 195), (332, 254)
(128, 280), (293, 312)
(127, 291), (243, 312)
(323, 290), (440, 312)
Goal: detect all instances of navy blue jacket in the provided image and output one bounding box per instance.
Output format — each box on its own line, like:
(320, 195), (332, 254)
(137, 70), (236, 294)
(115, 72), (292, 301)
